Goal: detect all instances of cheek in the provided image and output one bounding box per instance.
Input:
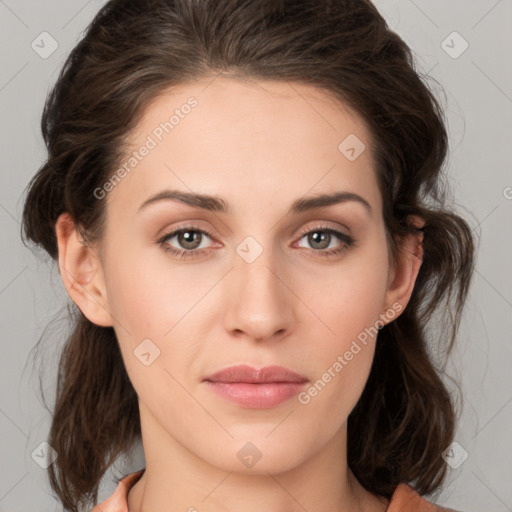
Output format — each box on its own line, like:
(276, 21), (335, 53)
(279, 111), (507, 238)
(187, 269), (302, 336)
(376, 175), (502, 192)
(102, 253), (213, 387)
(293, 243), (389, 409)
(104, 249), (206, 334)
(300, 247), (389, 344)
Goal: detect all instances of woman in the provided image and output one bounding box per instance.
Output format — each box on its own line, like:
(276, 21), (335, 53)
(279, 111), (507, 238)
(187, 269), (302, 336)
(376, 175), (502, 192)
(21, 0), (474, 511)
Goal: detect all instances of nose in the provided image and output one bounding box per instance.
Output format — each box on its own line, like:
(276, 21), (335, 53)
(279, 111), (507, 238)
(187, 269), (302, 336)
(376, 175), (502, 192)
(222, 250), (296, 343)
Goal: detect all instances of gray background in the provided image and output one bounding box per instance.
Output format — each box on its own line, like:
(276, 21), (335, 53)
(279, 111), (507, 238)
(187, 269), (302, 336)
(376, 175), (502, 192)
(1, 0), (511, 510)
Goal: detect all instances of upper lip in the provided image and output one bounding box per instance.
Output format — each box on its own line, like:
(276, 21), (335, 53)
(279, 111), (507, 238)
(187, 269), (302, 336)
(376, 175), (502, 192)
(203, 364), (308, 384)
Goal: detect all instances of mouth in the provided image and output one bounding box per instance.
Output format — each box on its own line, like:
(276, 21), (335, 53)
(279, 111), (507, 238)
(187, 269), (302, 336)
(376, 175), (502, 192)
(202, 364), (309, 409)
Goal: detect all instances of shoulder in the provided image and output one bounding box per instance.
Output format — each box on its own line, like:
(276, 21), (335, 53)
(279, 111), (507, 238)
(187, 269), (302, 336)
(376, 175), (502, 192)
(387, 483), (462, 512)
(90, 473), (462, 512)
(90, 469), (145, 512)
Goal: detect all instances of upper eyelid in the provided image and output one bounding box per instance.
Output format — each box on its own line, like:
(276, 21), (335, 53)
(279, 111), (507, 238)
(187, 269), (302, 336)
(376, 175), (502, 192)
(297, 223), (350, 236)
(159, 223), (350, 247)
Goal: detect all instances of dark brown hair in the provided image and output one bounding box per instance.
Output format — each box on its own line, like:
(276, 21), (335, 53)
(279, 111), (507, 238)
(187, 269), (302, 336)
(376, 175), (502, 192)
(21, 0), (475, 510)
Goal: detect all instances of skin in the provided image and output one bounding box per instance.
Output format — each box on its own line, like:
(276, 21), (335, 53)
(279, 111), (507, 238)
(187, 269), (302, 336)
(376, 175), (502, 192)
(55, 74), (423, 512)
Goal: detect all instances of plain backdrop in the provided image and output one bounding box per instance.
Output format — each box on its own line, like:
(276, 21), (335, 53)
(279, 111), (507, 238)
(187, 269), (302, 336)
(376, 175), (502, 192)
(1, 0), (511, 510)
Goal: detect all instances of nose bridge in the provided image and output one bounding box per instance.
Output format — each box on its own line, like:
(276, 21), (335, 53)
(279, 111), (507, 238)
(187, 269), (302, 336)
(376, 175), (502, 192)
(222, 235), (295, 341)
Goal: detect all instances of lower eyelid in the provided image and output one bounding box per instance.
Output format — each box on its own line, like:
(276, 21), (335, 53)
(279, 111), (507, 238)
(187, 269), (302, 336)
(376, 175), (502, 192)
(159, 226), (353, 254)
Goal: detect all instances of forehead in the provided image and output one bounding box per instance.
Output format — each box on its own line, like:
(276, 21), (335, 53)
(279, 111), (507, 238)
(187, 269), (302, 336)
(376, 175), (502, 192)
(106, 74), (382, 219)
(132, 74), (371, 147)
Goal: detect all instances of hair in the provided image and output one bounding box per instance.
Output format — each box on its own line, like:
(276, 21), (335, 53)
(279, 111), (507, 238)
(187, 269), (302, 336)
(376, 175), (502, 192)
(21, 0), (475, 510)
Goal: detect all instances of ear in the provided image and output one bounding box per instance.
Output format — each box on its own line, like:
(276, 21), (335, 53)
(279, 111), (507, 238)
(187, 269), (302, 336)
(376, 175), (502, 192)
(55, 212), (113, 327)
(381, 214), (424, 324)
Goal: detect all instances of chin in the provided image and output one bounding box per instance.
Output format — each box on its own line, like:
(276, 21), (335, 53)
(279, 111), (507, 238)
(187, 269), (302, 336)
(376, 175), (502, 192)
(197, 433), (312, 475)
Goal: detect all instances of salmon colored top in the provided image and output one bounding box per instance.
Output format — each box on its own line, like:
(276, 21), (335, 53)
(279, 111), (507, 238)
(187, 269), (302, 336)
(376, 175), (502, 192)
(91, 469), (461, 512)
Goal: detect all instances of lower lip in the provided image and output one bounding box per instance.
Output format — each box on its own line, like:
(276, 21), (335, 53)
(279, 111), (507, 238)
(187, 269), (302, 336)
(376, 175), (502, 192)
(204, 381), (307, 408)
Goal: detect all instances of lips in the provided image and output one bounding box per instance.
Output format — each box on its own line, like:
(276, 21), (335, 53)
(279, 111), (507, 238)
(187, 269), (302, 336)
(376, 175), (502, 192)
(204, 364), (308, 384)
(203, 364), (308, 408)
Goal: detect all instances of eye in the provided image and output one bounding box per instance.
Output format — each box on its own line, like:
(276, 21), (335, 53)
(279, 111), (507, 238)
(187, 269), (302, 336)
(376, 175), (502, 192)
(157, 225), (215, 260)
(157, 223), (356, 260)
(294, 225), (355, 258)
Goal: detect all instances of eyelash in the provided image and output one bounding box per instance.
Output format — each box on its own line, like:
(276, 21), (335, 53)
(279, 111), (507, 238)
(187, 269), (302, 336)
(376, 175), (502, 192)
(157, 223), (356, 260)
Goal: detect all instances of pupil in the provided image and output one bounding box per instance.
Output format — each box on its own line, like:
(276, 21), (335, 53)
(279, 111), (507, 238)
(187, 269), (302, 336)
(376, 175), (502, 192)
(180, 230), (200, 249)
(310, 231), (329, 249)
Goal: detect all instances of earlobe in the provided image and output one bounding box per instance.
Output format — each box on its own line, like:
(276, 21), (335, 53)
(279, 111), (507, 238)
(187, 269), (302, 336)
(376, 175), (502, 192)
(55, 212), (113, 327)
(382, 215), (424, 323)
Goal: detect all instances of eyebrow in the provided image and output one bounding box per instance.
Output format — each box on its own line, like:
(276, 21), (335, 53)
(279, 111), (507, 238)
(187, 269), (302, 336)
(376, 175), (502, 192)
(137, 189), (372, 216)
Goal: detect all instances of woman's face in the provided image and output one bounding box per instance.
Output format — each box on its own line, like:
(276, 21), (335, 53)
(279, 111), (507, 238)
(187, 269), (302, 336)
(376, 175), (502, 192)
(65, 75), (417, 474)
